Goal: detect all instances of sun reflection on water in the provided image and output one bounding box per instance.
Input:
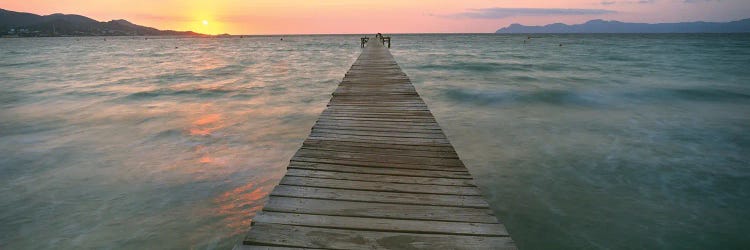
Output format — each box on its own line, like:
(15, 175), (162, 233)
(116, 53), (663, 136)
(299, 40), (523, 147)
(213, 177), (276, 235)
(189, 112), (224, 136)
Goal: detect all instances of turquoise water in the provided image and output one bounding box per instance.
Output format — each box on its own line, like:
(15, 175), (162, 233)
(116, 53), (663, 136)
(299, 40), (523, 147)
(0, 36), (360, 249)
(1, 34), (749, 249)
(391, 34), (750, 249)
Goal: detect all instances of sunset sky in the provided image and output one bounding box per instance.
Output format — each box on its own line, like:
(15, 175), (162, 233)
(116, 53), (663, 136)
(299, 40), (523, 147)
(3, 0), (749, 34)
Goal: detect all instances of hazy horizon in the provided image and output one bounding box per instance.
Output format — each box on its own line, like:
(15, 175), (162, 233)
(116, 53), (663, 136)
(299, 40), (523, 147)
(2, 0), (749, 34)
(3, 7), (749, 36)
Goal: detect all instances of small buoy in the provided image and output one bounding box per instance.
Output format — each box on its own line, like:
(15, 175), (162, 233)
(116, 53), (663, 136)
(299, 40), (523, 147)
(280, 38), (283, 41)
(175, 46), (178, 49)
(559, 43), (563, 47)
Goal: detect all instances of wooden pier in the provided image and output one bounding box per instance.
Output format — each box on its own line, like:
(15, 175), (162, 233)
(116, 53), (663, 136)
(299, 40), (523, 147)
(236, 37), (516, 249)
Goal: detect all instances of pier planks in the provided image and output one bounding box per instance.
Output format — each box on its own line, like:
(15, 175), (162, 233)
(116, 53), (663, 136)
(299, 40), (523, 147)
(236, 38), (515, 250)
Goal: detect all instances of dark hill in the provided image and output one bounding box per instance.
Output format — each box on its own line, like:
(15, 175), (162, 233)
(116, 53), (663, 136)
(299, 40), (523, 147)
(496, 19), (750, 33)
(1, 8), (203, 36)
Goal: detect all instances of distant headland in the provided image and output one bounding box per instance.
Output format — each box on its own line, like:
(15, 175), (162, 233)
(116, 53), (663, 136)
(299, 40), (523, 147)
(0, 8), (207, 37)
(496, 19), (750, 34)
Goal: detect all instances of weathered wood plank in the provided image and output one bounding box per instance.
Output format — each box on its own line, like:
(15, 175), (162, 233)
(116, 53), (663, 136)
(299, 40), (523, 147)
(324, 108), (432, 113)
(290, 156), (467, 172)
(285, 169), (476, 186)
(306, 135), (451, 146)
(327, 105), (429, 109)
(294, 148), (464, 167)
(316, 116), (436, 123)
(302, 138), (458, 153)
(252, 211), (508, 236)
(270, 185), (491, 208)
(314, 120), (443, 129)
(312, 124), (445, 134)
(311, 128), (447, 139)
(243, 223), (516, 249)
(287, 161), (472, 178)
(299, 145), (459, 159)
(319, 112), (435, 119)
(280, 176), (481, 195)
(261, 197), (498, 223)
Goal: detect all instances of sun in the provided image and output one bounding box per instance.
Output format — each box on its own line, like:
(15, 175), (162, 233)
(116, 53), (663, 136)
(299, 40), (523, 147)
(202, 20), (209, 26)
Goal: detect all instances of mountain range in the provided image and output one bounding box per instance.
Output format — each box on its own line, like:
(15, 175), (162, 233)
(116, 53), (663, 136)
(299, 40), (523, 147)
(496, 19), (750, 33)
(1, 8), (203, 37)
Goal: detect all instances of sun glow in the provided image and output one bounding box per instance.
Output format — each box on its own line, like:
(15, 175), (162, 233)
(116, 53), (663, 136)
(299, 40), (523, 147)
(190, 16), (224, 35)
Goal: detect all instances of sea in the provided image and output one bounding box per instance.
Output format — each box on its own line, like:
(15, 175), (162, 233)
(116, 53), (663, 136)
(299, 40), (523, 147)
(1, 34), (748, 249)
